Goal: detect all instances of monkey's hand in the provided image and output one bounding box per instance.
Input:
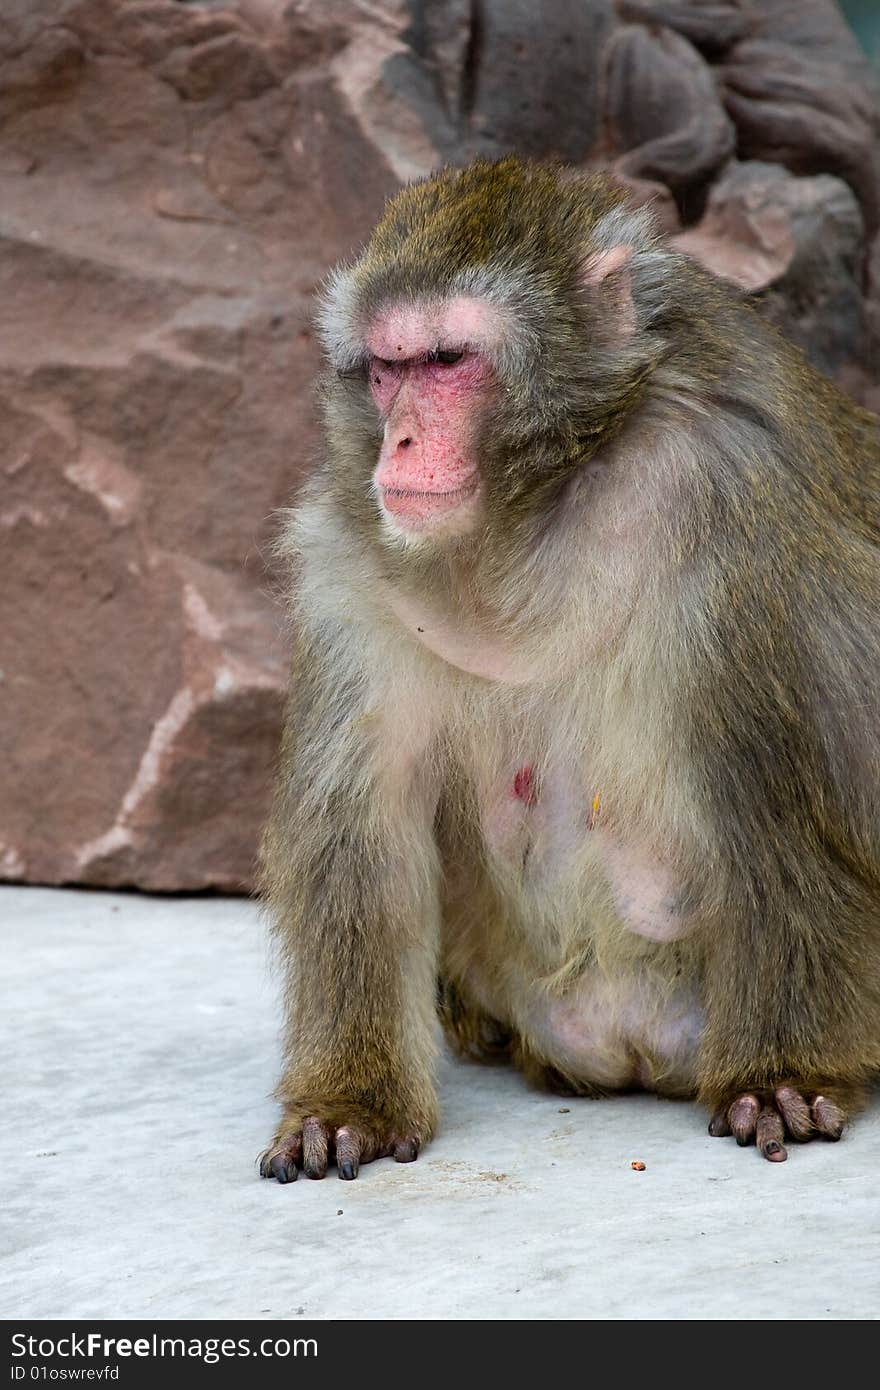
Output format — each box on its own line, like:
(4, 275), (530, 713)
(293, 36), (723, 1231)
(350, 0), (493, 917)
(259, 1103), (427, 1183)
(706, 1083), (861, 1162)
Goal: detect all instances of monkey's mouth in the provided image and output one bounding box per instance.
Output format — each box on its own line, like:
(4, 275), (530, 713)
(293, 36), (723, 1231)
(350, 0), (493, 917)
(380, 477), (480, 526)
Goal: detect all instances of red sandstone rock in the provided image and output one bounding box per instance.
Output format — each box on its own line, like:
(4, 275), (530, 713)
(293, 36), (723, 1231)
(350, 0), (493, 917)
(0, 0), (395, 891)
(0, 0), (878, 892)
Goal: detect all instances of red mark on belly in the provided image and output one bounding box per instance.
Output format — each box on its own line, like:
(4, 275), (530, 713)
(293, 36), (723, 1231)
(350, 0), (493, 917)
(513, 764), (537, 806)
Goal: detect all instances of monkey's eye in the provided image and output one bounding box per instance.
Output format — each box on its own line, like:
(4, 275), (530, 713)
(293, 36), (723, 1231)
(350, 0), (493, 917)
(337, 363), (370, 383)
(431, 349), (464, 366)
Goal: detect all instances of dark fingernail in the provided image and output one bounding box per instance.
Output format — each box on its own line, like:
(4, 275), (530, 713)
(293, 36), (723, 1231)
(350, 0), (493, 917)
(394, 1140), (418, 1163)
(339, 1160), (357, 1180)
(303, 1164), (326, 1179)
(735, 1133), (751, 1147)
(271, 1155), (296, 1183)
(763, 1143), (787, 1162)
(708, 1115), (729, 1137)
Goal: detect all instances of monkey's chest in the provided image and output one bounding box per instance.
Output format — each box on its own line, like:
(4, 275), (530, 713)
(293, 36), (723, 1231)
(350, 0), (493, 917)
(481, 759), (593, 887)
(479, 758), (693, 944)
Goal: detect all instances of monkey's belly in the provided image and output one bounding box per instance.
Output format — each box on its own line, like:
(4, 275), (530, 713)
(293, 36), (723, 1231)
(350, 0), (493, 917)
(479, 762), (701, 1090)
(527, 973), (702, 1094)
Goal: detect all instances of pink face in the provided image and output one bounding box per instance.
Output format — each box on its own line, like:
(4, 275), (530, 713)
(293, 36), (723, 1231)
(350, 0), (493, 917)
(366, 297), (497, 537)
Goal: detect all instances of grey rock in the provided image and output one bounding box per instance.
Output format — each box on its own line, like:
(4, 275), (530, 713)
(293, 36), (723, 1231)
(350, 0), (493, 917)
(674, 161), (865, 378)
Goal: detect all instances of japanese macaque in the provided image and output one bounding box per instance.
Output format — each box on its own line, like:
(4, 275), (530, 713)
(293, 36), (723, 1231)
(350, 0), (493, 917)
(260, 157), (880, 1181)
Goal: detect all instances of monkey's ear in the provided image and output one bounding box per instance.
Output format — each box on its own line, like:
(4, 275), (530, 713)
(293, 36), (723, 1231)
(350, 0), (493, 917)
(579, 242), (637, 339)
(579, 205), (657, 340)
(580, 244), (633, 287)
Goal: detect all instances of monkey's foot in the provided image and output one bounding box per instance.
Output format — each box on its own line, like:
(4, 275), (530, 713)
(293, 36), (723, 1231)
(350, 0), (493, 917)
(259, 1112), (422, 1183)
(707, 1084), (854, 1162)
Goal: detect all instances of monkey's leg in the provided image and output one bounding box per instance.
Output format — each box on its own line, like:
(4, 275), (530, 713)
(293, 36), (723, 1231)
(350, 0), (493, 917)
(259, 641), (440, 1183)
(437, 976), (513, 1064)
(698, 868), (879, 1162)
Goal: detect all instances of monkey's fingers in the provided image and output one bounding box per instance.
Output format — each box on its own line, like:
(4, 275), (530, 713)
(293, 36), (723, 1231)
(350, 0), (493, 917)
(393, 1137), (420, 1163)
(728, 1093), (760, 1146)
(774, 1086), (813, 1140)
(756, 1105), (787, 1162)
(259, 1132), (303, 1184)
(708, 1082), (856, 1160)
(302, 1116), (332, 1178)
(812, 1095), (845, 1140)
(261, 1117), (423, 1183)
(763, 1086), (847, 1145)
(335, 1125), (370, 1181)
(334, 1129), (419, 1178)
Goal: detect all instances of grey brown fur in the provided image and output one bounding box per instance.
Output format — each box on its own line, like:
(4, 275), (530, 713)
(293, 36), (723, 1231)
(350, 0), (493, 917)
(260, 158), (880, 1181)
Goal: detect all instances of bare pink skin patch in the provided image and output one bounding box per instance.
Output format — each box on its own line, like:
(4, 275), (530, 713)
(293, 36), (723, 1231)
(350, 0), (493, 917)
(513, 764), (537, 806)
(527, 973), (703, 1093)
(483, 761), (693, 943)
(482, 761), (592, 888)
(598, 835), (692, 943)
(366, 296), (502, 370)
(366, 298), (500, 535)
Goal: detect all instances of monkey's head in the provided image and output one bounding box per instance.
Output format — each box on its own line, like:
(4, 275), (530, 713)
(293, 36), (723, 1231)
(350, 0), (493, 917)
(319, 158), (671, 550)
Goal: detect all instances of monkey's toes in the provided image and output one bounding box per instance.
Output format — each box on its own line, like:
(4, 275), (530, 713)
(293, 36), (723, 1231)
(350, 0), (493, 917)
(259, 1118), (421, 1183)
(708, 1084), (850, 1161)
(259, 1131), (302, 1184)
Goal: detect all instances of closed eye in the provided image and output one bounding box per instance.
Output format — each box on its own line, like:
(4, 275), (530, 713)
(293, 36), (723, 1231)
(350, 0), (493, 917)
(337, 363), (369, 383)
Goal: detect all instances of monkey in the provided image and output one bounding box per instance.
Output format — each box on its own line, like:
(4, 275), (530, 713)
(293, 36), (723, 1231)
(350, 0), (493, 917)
(259, 156), (880, 1182)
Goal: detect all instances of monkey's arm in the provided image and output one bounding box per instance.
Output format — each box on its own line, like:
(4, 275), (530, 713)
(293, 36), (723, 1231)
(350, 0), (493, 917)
(693, 554), (880, 1160)
(698, 847), (880, 1158)
(259, 619), (441, 1182)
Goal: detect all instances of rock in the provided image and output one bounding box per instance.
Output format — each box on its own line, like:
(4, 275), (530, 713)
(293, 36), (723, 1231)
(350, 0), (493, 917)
(72, 557), (287, 893)
(735, 0), (874, 63)
(0, 0), (396, 892)
(0, 0), (879, 891)
(861, 230), (880, 385)
(615, 1), (751, 59)
(0, 281), (296, 891)
(0, 28), (85, 99)
(674, 161), (865, 379)
(720, 2), (880, 232)
(614, 174), (681, 237)
(116, 3), (244, 64)
(158, 31), (281, 102)
(602, 24), (736, 218)
(331, 0), (616, 179)
(459, 0), (615, 163)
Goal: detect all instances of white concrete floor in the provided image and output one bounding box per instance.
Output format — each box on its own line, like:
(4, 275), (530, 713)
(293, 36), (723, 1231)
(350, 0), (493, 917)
(2, 886), (878, 1321)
